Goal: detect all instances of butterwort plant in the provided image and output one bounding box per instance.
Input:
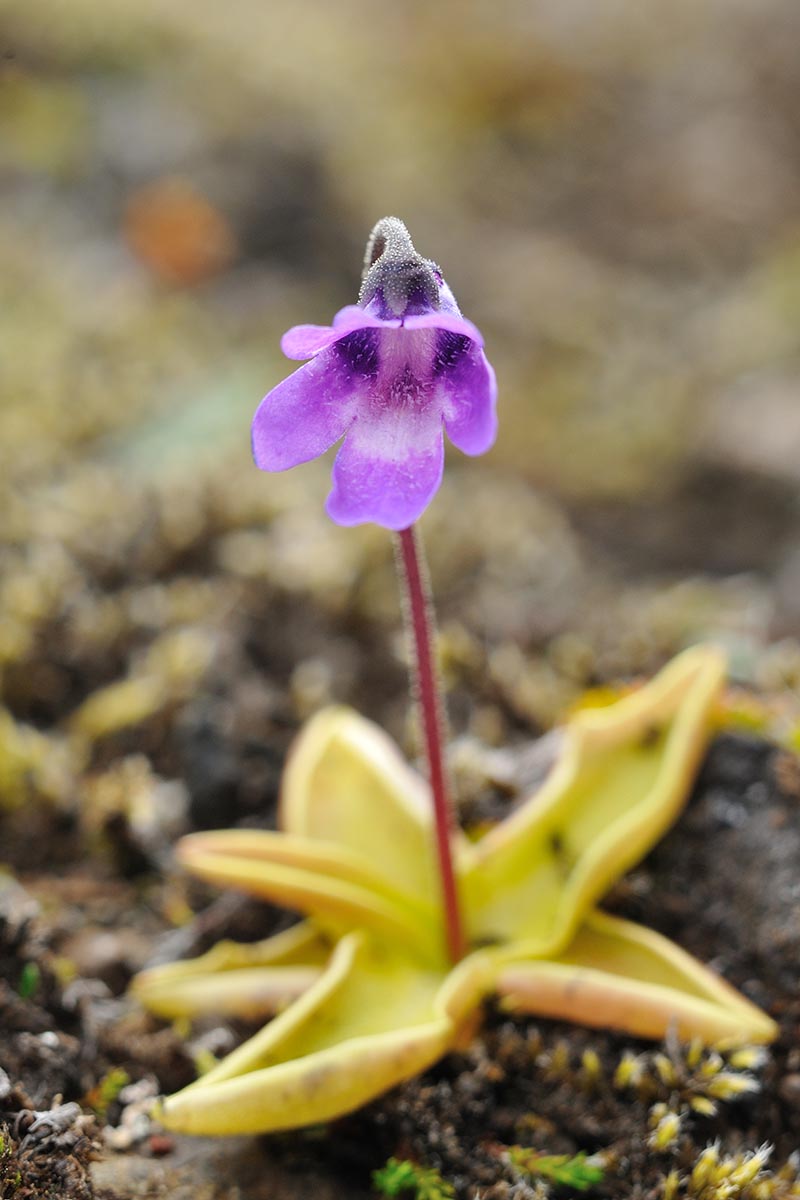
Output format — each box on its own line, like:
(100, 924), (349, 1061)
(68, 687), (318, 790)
(134, 220), (776, 1136)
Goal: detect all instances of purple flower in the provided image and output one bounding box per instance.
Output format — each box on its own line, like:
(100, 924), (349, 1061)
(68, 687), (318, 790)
(251, 217), (497, 530)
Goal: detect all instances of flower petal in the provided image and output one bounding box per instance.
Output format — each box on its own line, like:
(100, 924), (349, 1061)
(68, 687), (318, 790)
(281, 307), (390, 360)
(174, 828), (440, 961)
(251, 350), (359, 472)
(280, 325), (340, 360)
(439, 339), (498, 456)
(332, 304), (394, 331)
(326, 412), (444, 529)
(462, 645), (726, 953)
(156, 932), (456, 1135)
(495, 910), (777, 1043)
(132, 922), (329, 1020)
(404, 310), (484, 346)
(280, 706), (476, 912)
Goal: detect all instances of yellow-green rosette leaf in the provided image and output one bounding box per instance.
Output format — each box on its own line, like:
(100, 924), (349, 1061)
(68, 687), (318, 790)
(494, 910), (777, 1043)
(175, 828), (440, 960)
(157, 931), (457, 1136)
(281, 706), (475, 905)
(132, 922), (329, 1020)
(463, 646), (726, 954)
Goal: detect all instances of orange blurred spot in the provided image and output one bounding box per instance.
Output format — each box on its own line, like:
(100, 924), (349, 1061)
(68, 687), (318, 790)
(124, 177), (237, 286)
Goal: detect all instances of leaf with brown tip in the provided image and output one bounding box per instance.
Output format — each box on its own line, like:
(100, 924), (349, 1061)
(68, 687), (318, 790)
(494, 910), (777, 1044)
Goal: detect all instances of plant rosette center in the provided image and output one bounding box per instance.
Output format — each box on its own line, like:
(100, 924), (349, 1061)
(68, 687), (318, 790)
(133, 646), (776, 1136)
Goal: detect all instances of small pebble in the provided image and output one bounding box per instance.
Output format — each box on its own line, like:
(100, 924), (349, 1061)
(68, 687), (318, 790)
(149, 1133), (175, 1156)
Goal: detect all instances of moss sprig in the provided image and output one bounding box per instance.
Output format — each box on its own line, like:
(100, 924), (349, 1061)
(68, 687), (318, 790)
(659, 1142), (800, 1200)
(613, 1036), (766, 1116)
(373, 1157), (455, 1200)
(506, 1146), (605, 1192)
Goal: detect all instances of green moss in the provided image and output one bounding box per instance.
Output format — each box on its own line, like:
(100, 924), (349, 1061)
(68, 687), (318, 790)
(373, 1158), (455, 1200)
(507, 1146), (605, 1191)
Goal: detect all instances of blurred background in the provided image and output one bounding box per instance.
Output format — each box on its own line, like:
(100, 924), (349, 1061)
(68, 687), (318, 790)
(2, 0), (800, 846)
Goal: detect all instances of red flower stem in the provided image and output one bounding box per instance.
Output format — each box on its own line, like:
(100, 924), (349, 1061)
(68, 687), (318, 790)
(395, 525), (466, 964)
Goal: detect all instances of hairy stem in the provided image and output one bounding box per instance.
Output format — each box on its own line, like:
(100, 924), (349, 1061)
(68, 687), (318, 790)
(395, 525), (466, 963)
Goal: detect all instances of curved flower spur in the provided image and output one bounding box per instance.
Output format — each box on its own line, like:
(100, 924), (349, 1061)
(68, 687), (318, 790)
(251, 217), (497, 530)
(133, 647), (776, 1136)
